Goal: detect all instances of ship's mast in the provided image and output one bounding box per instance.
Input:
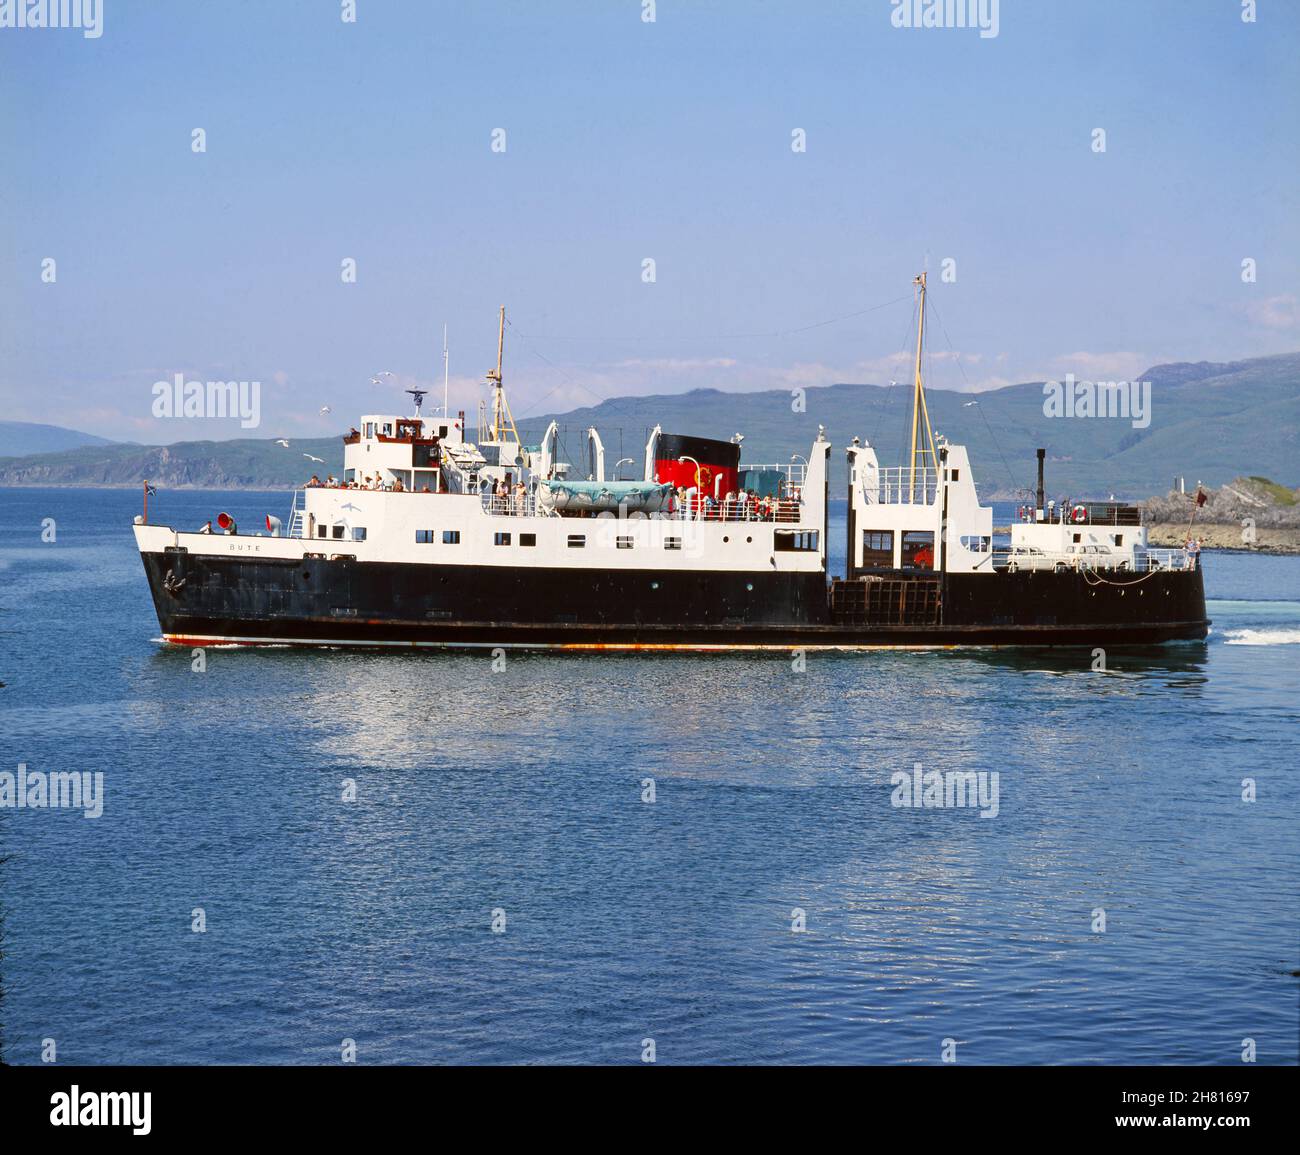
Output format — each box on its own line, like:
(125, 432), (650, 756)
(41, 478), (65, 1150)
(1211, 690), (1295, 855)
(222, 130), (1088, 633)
(908, 272), (938, 501)
(484, 304), (519, 444)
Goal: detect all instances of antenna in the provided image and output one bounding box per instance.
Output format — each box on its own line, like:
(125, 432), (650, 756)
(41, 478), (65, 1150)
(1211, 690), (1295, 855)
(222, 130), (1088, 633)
(406, 388), (427, 416)
(442, 323), (449, 420)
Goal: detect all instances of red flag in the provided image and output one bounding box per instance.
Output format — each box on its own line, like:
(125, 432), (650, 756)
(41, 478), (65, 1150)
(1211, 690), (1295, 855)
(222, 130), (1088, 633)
(1195, 488), (1207, 507)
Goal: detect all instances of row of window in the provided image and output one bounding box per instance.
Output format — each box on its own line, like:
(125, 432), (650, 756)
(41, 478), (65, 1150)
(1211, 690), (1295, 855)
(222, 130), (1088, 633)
(415, 529), (536, 546)
(413, 531), (689, 550)
(323, 526), (818, 553)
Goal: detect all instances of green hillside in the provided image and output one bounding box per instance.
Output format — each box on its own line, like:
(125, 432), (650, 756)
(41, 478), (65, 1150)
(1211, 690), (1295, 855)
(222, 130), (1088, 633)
(515, 352), (1300, 499)
(0, 352), (1296, 499)
(0, 436), (343, 490)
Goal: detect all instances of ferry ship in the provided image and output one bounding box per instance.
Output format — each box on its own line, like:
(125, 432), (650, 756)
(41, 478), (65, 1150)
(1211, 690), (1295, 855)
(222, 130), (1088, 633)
(134, 279), (1209, 650)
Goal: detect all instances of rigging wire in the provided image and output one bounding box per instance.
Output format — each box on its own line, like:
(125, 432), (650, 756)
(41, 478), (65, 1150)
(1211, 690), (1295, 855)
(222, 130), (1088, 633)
(506, 291), (916, 422)
(871, 295), (920, 454)
(511, 292), (914, 344)
(926, 292), (1029, 498)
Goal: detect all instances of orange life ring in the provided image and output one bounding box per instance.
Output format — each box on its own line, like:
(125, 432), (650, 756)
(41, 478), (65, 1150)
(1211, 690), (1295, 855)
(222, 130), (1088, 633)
(1071, 504), (1087, 524)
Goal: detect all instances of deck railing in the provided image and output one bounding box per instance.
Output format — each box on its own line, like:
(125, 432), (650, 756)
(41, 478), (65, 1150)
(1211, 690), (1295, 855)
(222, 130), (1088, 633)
(675, 499), (803, 524)
(481, 493), (550, 517)
(743, 461), (808, 490)
(865, 467), (939, 506)
(996, 547), (1195, 573)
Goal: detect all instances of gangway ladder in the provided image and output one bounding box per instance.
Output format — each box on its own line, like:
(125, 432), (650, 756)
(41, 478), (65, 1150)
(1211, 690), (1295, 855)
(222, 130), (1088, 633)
(286, 489), (307, 539)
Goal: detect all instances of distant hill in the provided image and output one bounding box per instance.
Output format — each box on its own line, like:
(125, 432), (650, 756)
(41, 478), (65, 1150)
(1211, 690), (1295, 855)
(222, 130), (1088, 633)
(515, 352), (1300, 499)
(0, 352), (1296, 498)
(0, 420), (116, 457)
(0, 436), (342, 490)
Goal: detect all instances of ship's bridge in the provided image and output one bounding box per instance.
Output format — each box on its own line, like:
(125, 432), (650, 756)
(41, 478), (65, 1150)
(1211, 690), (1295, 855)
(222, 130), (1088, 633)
(342, 412), (466, 493)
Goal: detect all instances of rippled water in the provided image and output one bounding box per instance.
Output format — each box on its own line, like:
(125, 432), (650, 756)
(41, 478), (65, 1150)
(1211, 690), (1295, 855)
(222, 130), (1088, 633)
(1, 487), (1297, 1064)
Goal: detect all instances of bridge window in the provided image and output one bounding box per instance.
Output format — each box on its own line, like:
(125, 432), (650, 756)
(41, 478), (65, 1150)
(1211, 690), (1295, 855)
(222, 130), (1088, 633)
(775, 530), (819, 552)
(332, 525), (345, 540)
(862, 530), (893, 567)
(902, 530), (935, 569)
(495, 532), (511, 546)
(442, 530), (460, 544)
(416, 530), (436, 543)
(567, 534), (586, 548)
(664, 537), (682, 551)
(363, 423), (375, 438)
(617, 537), (634, 549)
(352, 527), (367, 542)
(960, 535), (990, 553)
(520, 533), (537, 547)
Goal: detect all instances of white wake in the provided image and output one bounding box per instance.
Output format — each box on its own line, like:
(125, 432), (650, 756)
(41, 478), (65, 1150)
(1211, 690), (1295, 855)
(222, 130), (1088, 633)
(1222, 627), (1300, 646)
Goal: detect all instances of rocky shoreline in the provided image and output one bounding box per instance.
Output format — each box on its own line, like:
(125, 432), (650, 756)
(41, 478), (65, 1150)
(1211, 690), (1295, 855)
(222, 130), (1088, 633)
(1145, 524), (1300, 555)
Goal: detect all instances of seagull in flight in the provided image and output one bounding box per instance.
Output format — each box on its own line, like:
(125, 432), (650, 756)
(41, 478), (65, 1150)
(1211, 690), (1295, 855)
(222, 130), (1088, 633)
(963, 400), (979, 407)
(274, 439), (290, 448)
(303, 453), (324, 463)
(319, 405), (332, 415)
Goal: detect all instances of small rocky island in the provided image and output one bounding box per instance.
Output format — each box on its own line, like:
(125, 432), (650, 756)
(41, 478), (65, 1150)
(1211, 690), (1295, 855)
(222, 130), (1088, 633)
(1143, 477), (1300, 554)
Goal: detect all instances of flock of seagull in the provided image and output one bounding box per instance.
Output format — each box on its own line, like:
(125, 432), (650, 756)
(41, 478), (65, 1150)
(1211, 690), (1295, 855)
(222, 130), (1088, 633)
(270, 371), (398, 465)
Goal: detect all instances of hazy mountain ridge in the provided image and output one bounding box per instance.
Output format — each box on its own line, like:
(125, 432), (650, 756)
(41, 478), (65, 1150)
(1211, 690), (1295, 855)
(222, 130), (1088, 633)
(0, 437), (343, 491)
(0, 420), (116, 457)
(1, 352), (1296, 498)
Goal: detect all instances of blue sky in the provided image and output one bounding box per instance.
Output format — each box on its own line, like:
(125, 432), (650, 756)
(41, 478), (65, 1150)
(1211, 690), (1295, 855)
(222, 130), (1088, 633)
(2, 0), (1297, 442)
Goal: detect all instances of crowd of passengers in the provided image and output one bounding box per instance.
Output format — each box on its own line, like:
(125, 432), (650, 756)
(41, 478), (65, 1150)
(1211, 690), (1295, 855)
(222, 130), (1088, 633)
(674, 487), (798, 521)
(305, 473), (436, 493)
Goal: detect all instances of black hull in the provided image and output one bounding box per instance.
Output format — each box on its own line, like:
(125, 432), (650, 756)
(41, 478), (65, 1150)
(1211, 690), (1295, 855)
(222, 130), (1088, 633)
(141, 550), (1210, 650)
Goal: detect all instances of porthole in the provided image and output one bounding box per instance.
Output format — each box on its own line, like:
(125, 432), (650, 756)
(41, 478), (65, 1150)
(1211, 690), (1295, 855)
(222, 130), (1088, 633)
(746, 536), (753, 543)
(650, 581), (659, 590)
(746, 582), (754, 591)
(723, 536), (730, 543)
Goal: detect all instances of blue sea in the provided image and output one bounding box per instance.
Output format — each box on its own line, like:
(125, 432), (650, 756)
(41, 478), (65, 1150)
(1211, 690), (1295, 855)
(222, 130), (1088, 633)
(1, 487), (1297, 1065)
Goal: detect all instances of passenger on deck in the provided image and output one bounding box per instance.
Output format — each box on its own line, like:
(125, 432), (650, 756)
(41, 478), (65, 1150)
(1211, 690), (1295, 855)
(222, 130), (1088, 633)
(307, 474), (322, 487)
